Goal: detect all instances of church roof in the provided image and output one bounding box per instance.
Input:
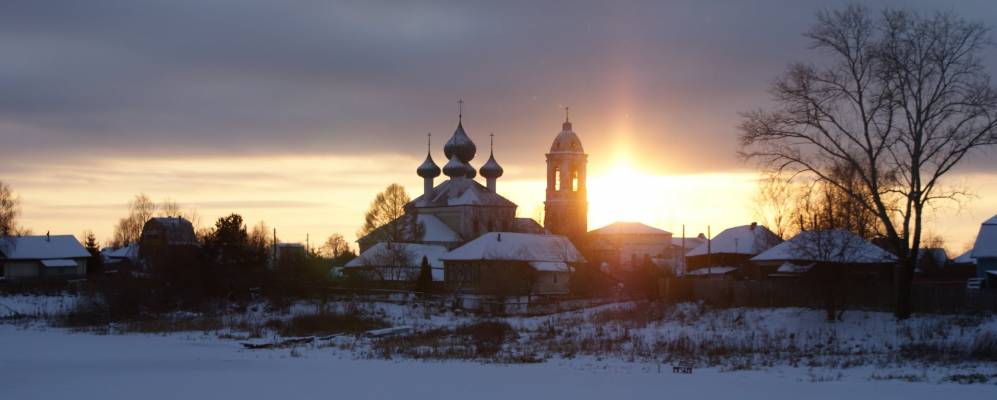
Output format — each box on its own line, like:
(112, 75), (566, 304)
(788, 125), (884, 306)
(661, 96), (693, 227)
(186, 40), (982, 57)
(549, 121), (584, 154)
(409, 178), (516, 208)
(417, 153), (441, 178)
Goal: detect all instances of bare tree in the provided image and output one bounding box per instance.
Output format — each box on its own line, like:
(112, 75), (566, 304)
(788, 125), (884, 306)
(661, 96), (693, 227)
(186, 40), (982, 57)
(357, 183), (410, 242)
(320, 233), (351, 258)
(248, 220), (271, 251)
(740, 5), (997, 318)
(159, 198), (182, 217)
(111, 194), (158, 247)
(0, 181), (21, 237)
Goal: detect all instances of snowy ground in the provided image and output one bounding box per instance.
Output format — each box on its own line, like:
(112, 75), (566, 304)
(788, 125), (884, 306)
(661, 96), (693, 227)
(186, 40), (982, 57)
(2, 294), (997, 398)
(1, 325), (996, 400)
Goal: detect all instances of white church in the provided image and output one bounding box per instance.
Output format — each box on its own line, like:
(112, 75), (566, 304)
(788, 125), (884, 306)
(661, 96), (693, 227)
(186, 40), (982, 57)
(346, 106), (590, 296)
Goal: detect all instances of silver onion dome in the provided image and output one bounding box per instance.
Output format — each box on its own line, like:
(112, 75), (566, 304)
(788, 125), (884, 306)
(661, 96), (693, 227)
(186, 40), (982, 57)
(479, 153), (503, 179)
(443, 122), (477, 163)
(416, 153), (441, 178)
(442, 153), (470, 178)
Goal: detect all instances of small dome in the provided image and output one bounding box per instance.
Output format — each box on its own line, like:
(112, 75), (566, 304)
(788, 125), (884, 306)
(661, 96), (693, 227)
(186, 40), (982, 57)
(480, 154), (503, 179)
(416, 153), (441, 178)
(443, 122), (477, 163)
(443, 153), (469, 178)
(549, 121), (584, 153)
(465, 161), (477, 179)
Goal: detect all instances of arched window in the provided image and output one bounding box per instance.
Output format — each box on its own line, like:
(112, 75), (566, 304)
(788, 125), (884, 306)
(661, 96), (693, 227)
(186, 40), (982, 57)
(554, 168), (561, 191)
(572, 170), (579, 192)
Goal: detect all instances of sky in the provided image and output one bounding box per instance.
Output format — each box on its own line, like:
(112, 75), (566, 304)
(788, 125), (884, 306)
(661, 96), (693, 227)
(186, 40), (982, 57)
(2, 0), (997, 253)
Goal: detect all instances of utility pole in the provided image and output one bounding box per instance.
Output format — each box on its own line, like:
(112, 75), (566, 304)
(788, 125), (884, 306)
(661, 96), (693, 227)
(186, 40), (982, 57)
(707, 225), (711, 277)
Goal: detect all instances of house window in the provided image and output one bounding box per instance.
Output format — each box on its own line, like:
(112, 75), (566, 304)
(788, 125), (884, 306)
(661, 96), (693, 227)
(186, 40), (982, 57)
(571, 171), (579, 192)
(554, 168), (561, 191)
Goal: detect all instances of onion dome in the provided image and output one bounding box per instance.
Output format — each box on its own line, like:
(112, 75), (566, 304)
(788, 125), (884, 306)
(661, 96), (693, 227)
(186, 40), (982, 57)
(416, 153), (441, 178)
(443, 121), (477, 163)
(480, 153), (503, 179)
(465, 161), (477, 179)
(443, 153), (470, 178)
(549, 121), (584, 153)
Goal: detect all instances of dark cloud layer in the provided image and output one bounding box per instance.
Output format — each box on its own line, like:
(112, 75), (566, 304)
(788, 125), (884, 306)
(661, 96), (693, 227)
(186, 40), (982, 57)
(2, 0), (997, 172)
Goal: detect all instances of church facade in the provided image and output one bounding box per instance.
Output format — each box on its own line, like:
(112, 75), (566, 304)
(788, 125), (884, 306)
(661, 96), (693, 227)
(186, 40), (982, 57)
(348, 107), (589, 295)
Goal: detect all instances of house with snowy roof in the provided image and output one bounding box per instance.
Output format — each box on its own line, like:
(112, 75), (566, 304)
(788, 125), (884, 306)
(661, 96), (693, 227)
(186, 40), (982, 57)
(101, 243), (139, 272)
(0, 234), (90, 280)
(589, 221), (672, 276)
(344, 242), (448, 285)
(441, 232), (585, 295)
(751, 230), (896, 281)
(685, 222), (782, 279)
(970, 215), (997, 283)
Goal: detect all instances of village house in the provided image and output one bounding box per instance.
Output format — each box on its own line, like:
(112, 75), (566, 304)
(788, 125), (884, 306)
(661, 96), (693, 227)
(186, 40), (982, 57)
(0, 234), (90, 281)
(139, 216), (200, 271)
(441, 232), (585, 296)
(751, 229), (896, 282)
(685, 222), (781, 279)
(588, 221), (672, 277)
(343, 242), (448, 286)
(269, 242), (306, 270)
(970, 215), (997, 288)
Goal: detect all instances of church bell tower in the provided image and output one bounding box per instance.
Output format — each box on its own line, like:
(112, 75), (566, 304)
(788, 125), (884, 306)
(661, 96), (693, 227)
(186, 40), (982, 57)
(544, 110), (588, 245)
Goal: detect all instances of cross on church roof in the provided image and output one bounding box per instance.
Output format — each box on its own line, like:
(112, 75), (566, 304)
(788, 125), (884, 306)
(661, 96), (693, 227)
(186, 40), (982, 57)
(458, 98), (463, 121)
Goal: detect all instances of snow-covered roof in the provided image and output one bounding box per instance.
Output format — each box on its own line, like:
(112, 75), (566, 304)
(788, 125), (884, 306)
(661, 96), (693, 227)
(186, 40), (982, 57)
(529, 261), (570, 272)
(685, 266), (738, 276)
(409, 178), (517, 208)
(751, 230), (896, 264)
(672, 237), (706, 251)
(345, 242), (448, 281)
(41, 259), (78, 268)
(776, 262), (814, 274)
(686, 224), (781, 257)
(417, 214), (460, 242)
(102, 244), (139, 261)
(970, 215), (997, 259)
(512, 218), (544, 234)
(442, 232), (585, 263)
(953, 249), (977, 265)
(589, 221), (671, 236)
(0, 235), (90, 260)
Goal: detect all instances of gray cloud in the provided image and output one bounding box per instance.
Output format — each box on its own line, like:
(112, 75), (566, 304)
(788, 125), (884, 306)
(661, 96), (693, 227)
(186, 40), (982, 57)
(2, 0), (997, 172)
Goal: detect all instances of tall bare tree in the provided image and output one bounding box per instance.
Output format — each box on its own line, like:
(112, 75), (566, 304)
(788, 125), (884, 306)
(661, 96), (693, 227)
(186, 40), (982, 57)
(740, 5), (997, 318)
(0, 181), (21, 237)
(357, 183), (410, 242)
(111, 194), (158, 247)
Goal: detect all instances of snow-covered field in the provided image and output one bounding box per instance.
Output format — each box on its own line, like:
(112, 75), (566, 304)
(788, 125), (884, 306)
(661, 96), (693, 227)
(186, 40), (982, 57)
(2, 294), (997, 398)
(1, 325), (995, 400)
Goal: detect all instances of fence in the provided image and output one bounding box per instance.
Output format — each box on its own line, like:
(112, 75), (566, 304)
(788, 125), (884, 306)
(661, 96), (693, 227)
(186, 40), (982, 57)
(665, 278), (997, 314)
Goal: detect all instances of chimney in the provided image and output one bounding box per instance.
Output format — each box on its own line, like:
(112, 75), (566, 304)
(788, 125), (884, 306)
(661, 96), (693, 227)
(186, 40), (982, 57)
(46, 231), (50, 241)
(750, 222), (757, 230)
(497, 233), (502, 242)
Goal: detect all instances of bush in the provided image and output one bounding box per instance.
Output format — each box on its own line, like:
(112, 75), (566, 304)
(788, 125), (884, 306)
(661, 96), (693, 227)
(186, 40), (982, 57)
(455, 320), (514, 357)
(280, 311), (387, 337)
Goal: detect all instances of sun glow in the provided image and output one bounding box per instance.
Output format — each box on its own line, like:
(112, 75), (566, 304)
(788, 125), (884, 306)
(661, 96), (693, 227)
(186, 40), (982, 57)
(586, 160), (761, 237)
